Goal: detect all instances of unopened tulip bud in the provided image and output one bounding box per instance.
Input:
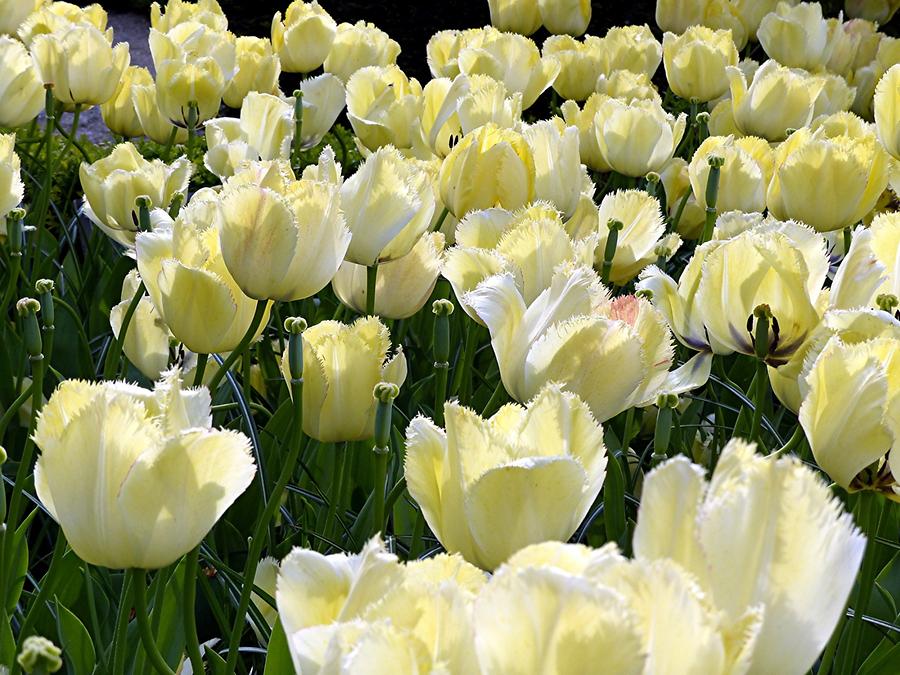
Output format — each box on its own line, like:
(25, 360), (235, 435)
(17, 636), (62, 674)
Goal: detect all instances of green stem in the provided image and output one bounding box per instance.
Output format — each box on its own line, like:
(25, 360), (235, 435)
(193, 352), (209, 387)
(750, 358), (768, 446)
(162, 125), (178, 163)
(185, 103), (199, 160)
(6, 352), (44, 540)
(1, 255), (21, 318)
(292, 89), (304, 170)
(772, 425), (805, 457)
(431, 207), (449, 233)
(110, 573), (133, 675)
(480, 379), (507, 418)
(324, 443), (348, 545)
(366, 263), (378, 316)
(0, 381), (33, 442)
(183, 547), (205, 675)
(207, 300), (268, 392)
(699, 156), (723, 244)
(102, 283), (144, 380)
(372, 450), (389, 537)
(601, 220), (623, 286)
(130, 569), (176, 675)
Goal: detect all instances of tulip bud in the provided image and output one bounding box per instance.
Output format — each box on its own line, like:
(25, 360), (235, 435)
(601, 219), (623, 285)
(487, 0), (541, 35)
(17, 636), (62, 674)
(663, 26), (739, 102)
(272, 0), (337, 74)
(0, 37), (45, 128)
(432, 298), (454, 367)
(285, 317), (306, 387)
(539, 0), (591, 36)
(373, 381), (399, 451)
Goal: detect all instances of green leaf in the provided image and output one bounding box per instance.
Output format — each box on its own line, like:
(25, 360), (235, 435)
(206, 645), (228, 675)
(264, 619), (292, 675)
(603, 449), (627, 546)
(55, 597), (95, 675)
(132, 561), (187, 673)
(0, 609), (16, 669)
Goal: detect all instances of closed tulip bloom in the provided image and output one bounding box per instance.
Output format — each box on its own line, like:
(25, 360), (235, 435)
(560, 94), (612, 171)
(406, 384), (607, 570)
(136, 192), (268, 354)
(0, 135), (24, 222)
(731, 0), (798, 40)
(340, 147), (436, 265)
(595, 70), (660, 103)
(80, 143), (192, 247)
(767, 125), (889, 232)
(846, 0), (900, 23)
(101, 66), (150, 138)
(155, 57), (226, 126)
(663, 26), (739, 102)
(324, 21), (400, 83)
(539, 0), (591, 36)
(593, 190), (681, 284)
(522, 120), (583, 219)
(656, 0), (748, 48)
(0, 38), (45, 129)
(217, 179), (351, 302)
(130, 69), (188, 145)
(294, 73), (346, 150)
(487, 0), (541, 35)
(689, 135), (774, 213)
(346, 65), (424, 151)
(18, 2), (108, 46)
(458, 31), (559, 109)
(279, 318), (407, 442)
(868, 212), (900, 300)
(151, 0), (227, 32)
(333, 232), (445, 319)
(110, 270), (172, 381)
(635, 438), (865, 674)
(222, 36), (280, 109)
(0, 0), (44, 37)
(595, 97), (687, 177)
(810, 72), (857, 119)
(33, 370), (256, 569)
(603, 25), (664, 80)
(875, 64), (900, 159)
(271, 1), (336, 74)
(727, 60), (824, 141)
(31, 23), (129, 108)
(823, 17), (862, 77)
(439, 124), (535, 218)
(149, 22), (235, 75)
(542, 35), (605, 102)
(455, 75), (523, 138)
(758, 1), (829, 71)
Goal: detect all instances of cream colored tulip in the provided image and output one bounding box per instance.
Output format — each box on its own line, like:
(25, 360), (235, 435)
(101, 66), (150, 139)
(656, 0), (748, 49)
(80, 143), (191, 248)
(689, 135), (774, 213)
(635, 438), (866, 674)
(487, 0), (541, 35)
(758, 1), (829, 71)
(767, 125), (889, 232)
(592, 189), (681, 285)
(340, 147), (435, 265)
(295, 73), (346, 151)
(603, 24), (663, 79)
(439, 123), (535, 218)
(324, 21), (400, 83)
(727, 59), (823, 141)
(217, 178), (350, 302)
(346, 65), (424, 151)
(0, 0), (45, 37)
(130, 72), (188, 145)
(405, 384), (607, 570)
(663, 26), (739, 102)
(110, 270), (171, 381)
(541, 34), (604, 102)
(458, 30), (559, 109)
(595, 97), (687, 177)
(135, 191), (268, 355)
(149, 22), (235, 75)
(595, 70), (660, 103)
(539, 0), (591, 36)
(426, 30), (465, 79)
(466, 265), (706, 421)
(333, 232), (445, 319)
(522, 119), (584, 219)
(868, 212), (900, 300)
(731, 0), (798, 40)
(31, 23), (129, 108)
(279, 318), (406, 442)
(33, 371), (255, 569)
(154, 57), (226, 126)
(846, 0), (900, 24)
(810, 72), (857, 119)
(0, 135), (24, 222)
(222, 36), (280, 109)
(271, 0), (335, 74)
(875, 64), (900, 159)
(0, 37), (45, 128)
(151, 0), (227, 32)
(18, 2), (108, 46)
(823, 17), (862, 77)
(560, 94), (611, 171)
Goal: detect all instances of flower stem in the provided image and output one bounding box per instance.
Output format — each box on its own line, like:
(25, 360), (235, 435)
(700, 155), (724, 244)
(110, 573), (133, 675)
(366, 263), (378, 316)
(102, 281), (144, 380)
(207, 300), (268, 392)
(183, 547), (205, 675)
(130, 569), (176, 675)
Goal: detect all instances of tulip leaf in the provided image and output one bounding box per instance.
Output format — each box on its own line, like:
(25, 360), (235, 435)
(0, 609), (15, 669)
(858, 637), (900, 675)
(205, 645), (229, 675)
(603, 450), (627, 545)
(133, 561), (187, 673)
(263, 619), (292, 675)
(5, 520), (30, 615)
(54, 597), (95, 675)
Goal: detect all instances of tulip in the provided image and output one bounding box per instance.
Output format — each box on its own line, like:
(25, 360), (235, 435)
(405, 384), (607, 570)
(204, 92), (294, 178)
(594, 97), (687, 177)
(823, 17), (863, 77)
(758, 1), (829, 71)
(731, 0), (796, 40)
(727, 60), (824, 141)
(689, 135), (774, 213)
(0, 37), (45, 129)
(595, 70), (660, 103)
(875, 63), (900, 159)
(324, 21), (400, 83)
(811, 71), (858, 118)
(426, 30), (465, 79)
(18, 2), (108, 46)
(0, 0), (44, 37)
(868, 212), (900, 300)
(340, 147), (436, 265)
(217, 178), (351, 302)
(466, 265), (706, 421)
(487, 0), (541, 35)
(846, 0), (900, 23)
(294, 73), (347, 150)
(603, 25), (664, 80)
(100, 66), (150, 139)
(522, 119), (584, 219)
(222, 36), (280, 109)
(0, 135), (24, 223)
(279, 317), (407, 442)
(135, 191), (268, 355)
(130, 68), (189, 145)
(539, 0), (591, 36)
(346, 65), (424, 151)
(656, 0), (748, 49)
(80, 143), (192, 248)
(149, 22), (235, 75)
(542, 35), (605, 102)
(271, 0), (336, 74)
(592, 189), (681, 285)
(634, 438), (866, 674)
(110, 270), (171, 381)
(458, 30), (559, 109)
(453, 75), (522, 139)
(31, 23), (129, 109)
(33, 370), (256, 569)
(150, 0), (227, 32)
(662, 26), (739, 102)
(767, 125), (889, 232)
(559, 94), (611, 171)
(439, 124), (535, 219)
(333, 232), (445, 319)
(154, 56), (226, 126)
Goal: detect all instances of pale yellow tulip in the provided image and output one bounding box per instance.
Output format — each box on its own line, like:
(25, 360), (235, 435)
(845, 0), (900, 24)
(271, 0), (336, 74)
(0, 0), (45, 37)
(603, 24), (664, 79)
(656, 0), (748, 49)
(487, 0), (541, 35)
(222, 36), (280, 109)
(110, 270), (171, 381)
(875, 64), (900, 159)
(542, 34), (606, 102)
(131, 68), (188, 145)
(0, 134), (24, 223)
(151, 0), (227, 32)
(522, 119), (585, 219)
(688, 135), (774, 213)
(0, 37), (45, 128)
(758, 1), (829, 71)
(346, 65), (424, 151)
(539, 0), (591, 36)
(594, 97), (687, 177)
(18, 2), (108, 46)
(663, 26), (739, 102)
(324, 21), (400, 83)
(595, 70), (661, 103)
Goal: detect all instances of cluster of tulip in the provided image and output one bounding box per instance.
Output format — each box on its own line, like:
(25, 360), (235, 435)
(1, 0), (900, 672)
